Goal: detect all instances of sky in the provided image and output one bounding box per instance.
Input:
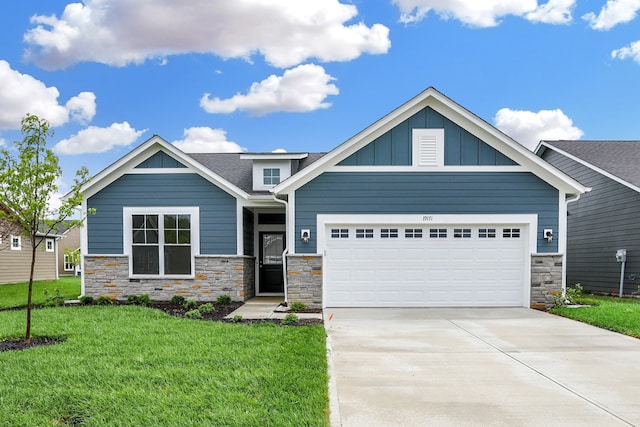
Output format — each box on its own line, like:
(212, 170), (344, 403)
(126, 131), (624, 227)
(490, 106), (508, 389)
(1, 0), (640, 201)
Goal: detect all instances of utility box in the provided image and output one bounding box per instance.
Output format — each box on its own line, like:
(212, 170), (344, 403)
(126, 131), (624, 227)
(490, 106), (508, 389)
(616, 249), (627, 263)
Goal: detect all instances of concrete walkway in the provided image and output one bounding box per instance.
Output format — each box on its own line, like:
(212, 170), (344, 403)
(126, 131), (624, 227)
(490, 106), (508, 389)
(225, 297), (324, 321)
(324, 307), (640, 427)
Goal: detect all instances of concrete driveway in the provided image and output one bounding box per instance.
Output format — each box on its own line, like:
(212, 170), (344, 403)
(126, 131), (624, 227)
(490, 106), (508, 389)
(324, 308), (640, 426)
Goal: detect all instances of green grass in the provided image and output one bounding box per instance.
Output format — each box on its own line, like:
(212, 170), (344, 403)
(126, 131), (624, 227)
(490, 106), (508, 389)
(0, 305), (329, 426)
(0, 276), (81, 309)
(551, 294), (640, 338)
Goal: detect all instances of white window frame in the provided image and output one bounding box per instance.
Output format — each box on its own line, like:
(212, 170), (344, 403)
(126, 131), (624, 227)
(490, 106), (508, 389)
(10, 235), (21, 251)
(63, 253), (75, 272)
(45, 238), (55, 252)
(123, 207), (200, 279)
(263, 168), (281, 185)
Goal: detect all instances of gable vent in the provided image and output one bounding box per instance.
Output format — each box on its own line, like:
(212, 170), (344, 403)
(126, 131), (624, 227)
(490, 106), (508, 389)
(413, 128), (444, 167)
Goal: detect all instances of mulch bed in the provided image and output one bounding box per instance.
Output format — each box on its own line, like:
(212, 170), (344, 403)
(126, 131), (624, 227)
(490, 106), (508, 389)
(0, 336), (66, 353)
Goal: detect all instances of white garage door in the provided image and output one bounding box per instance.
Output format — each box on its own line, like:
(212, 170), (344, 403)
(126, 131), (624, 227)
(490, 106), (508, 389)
(325, 224), (527, 307)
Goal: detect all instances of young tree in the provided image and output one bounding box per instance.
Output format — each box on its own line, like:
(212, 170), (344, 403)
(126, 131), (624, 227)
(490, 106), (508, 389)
(0, 114), (91, 344)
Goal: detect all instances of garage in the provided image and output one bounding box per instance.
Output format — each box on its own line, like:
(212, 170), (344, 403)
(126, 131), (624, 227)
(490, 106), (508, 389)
(324, 222), (529, 307)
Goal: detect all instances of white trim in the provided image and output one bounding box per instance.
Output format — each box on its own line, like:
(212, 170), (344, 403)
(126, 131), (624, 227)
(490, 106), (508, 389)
(10, 235), (21, 251)
(236, 201), (244, 256)
(272, 87), (587, 196)
(80, 199), (88, 296)
(412, 128), (444, 167)
(123, 206), (200, 279)
(241, 153), (308, 160)
(330, 165), (527, 173)
(45, 238), (55, 252)
(287, 193), (296, 252)
(317, 213), (536, 309)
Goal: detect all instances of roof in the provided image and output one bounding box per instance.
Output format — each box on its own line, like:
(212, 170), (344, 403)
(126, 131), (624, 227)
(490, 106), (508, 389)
(273, 86), (588, 196)
(537, 140), (640, 190)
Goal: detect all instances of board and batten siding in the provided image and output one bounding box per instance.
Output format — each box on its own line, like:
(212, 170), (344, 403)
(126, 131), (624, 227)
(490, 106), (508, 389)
(87, 173), (237, 255)
(294, 171), (558, 253)
(339, 106), (516, 167)
(542, 149), (640, 295)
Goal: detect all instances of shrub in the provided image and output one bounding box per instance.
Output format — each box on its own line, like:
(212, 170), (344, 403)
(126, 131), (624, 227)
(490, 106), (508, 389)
(183, 299), (198, 310)
(97, 296), (114, 306)
(43, 288), (66, 307)
(170, 295), (186, 305)
(281, 313), (299, 326)
(127, 294), (153, 307)
(198, 303), (215, 314)
(289, 302), (307, 312)
(79, 296), (94, 305)
(185, 309), (202, 319)
(216, 294), (232, 304)
(232, 315), (243, 323)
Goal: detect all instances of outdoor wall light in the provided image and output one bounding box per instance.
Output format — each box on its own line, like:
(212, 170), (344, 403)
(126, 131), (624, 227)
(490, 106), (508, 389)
(544, 229), (553, 243)
(301, 229), (311, 243)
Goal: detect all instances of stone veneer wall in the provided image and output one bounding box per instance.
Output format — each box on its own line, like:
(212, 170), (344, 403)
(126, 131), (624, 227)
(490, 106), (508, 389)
(84, 255), (255, 302)
(530, 254), (563, 310)
(286, 254), (322, 309)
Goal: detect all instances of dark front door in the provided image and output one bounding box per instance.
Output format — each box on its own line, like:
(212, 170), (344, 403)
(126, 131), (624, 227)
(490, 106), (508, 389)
(259, 232), (285, 293)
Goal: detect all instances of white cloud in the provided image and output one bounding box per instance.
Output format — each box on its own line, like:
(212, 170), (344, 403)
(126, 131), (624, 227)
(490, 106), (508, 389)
(200, 64), (339, 116)
(583, 0), (640, 30)
(494, 108), (584, 150)
(23, 0), (390, 70)
(612, 39), (640, 62)
(392, 0), (575, 27)
(0, 60), (96, 129)
(54, 122), (145, 155)
(171, 127), (245, 153)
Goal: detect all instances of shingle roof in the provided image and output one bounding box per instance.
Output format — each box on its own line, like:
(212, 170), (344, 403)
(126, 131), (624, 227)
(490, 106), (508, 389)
(542, 140), (640, 189)
(186, 152), (327, 194)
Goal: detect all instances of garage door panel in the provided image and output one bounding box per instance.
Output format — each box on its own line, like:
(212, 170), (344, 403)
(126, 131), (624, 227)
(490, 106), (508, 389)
(325, 223), (526, 307)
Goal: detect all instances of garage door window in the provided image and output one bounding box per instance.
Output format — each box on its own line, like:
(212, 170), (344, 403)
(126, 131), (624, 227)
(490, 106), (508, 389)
(381, 228), (398, 238)
(331, 228), (349, 239)
(454, 228), (471, 238)
(503, 228), (521, 238)
(356, 228), (374, 239)
(479, 228), (497, 238)
(405, 228), (423, 238)
(430, 228), (447, 238)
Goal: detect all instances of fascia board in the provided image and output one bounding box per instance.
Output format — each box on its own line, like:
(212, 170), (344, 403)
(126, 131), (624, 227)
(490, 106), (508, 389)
(81, 135), (250, 200)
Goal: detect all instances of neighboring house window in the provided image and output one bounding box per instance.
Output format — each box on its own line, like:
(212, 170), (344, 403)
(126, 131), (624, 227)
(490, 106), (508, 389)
(331, 228), (349, 239)
(263, 168), (281, 185)
(10, 235), (21, 251)
(124, 207), (199, 277)
(356, 228), (373, 239)
(46, 238), (55, 252)
(64, 254), (75, 271)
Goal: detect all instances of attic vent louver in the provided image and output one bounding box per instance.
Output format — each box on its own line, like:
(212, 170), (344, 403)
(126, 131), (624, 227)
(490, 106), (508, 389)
(418, 134), (438, 166)
(412, 128), (444, 167)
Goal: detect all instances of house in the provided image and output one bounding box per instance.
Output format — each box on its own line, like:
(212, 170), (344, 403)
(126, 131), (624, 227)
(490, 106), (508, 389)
(80, 87), (587, 309)
(0, 218), (60, 284)
(57, 225), (81, 276)
(536, 140), (640, 296)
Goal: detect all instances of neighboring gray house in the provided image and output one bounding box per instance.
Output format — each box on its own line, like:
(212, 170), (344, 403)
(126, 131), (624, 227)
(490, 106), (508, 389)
(80, 87), (587, 309)
(537, 140), (640, 296)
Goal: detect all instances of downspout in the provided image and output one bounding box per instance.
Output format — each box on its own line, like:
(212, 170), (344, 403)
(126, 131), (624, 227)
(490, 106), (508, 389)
(271, 193), (289, 305)
(563, 193), (583, 295)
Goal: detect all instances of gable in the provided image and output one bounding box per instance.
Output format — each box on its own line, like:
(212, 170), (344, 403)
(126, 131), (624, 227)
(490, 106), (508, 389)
(339, 107), (516, 167)
(135, 151), (187, 169)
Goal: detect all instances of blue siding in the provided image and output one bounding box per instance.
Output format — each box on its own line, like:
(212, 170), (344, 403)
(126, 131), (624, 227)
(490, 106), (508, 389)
(295, 171), (558, 253)
(87, 173), (237, 254)
(339, 107), (516, 166)
(135, 151), (187, 168)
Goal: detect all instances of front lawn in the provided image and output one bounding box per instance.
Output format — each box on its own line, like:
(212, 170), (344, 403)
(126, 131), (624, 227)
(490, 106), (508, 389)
(551, 294), (640, 338)
(0, 306), (329, 426)
(0, 276), (81, 309)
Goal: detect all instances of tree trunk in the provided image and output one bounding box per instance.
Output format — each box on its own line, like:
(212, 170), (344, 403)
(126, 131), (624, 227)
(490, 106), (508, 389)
(25, 235), (37, 345)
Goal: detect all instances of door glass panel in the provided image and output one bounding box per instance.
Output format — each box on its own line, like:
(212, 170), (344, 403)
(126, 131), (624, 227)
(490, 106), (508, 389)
(262, 234), (284, 265)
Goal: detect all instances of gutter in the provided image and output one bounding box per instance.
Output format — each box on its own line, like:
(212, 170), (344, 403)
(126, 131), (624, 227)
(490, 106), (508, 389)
(271, 193), (289, 305)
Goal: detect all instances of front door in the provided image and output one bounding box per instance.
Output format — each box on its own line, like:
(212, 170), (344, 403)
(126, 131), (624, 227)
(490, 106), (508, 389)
(259, 232), (285, 293)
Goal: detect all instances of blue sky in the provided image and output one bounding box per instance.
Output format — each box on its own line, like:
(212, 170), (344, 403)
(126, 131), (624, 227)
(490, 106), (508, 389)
(1, 0), (640, 201)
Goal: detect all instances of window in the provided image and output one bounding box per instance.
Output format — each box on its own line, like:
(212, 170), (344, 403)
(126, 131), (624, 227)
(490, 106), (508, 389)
(356, 228), (374, 239)
(503, 228), (521, 238)
(330, 228), (349, 239)
(381, 228), (398, 238)
(64, 253), (75, 271)
(454, 228), (471, 238)
(429, 228), (447, 238)
(263, 168), (281, 185)
(45, 238), (54, 252)
(10, 235), (21, 251)
(405, 228), (423, 238)
(479, 228), (496, 238)
(125, 208), (198, 277)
